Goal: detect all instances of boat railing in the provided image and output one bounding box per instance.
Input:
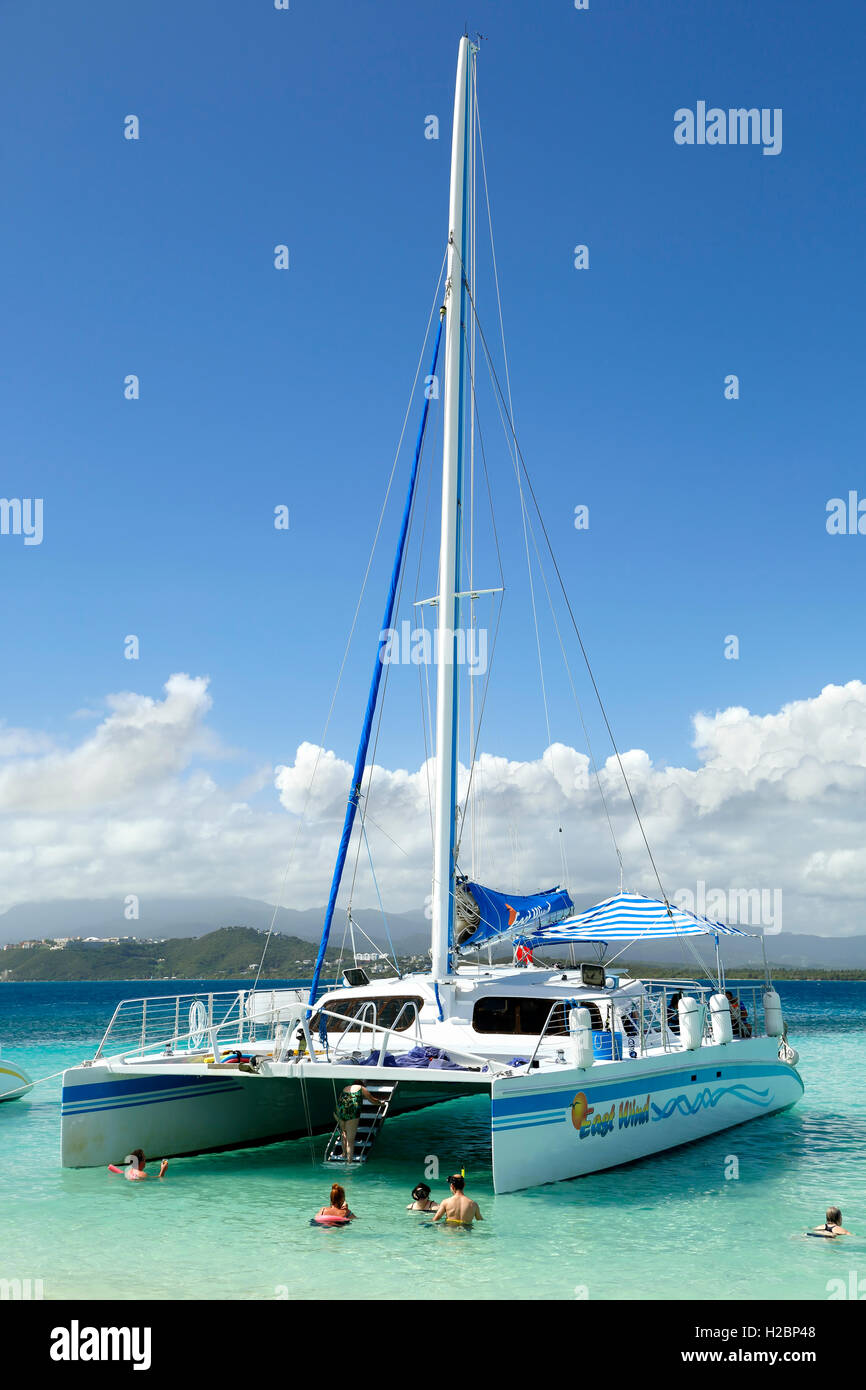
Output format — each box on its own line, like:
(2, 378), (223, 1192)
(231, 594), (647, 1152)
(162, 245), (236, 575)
(91, 989), (499, 1074)
(92, 989), (254, 1063)
(326, 998), (420, 1060)
(636, 980), (763, 1051)
(525, 979), (767, 1070)
(524, 1001), (570, 1070)
(329, 1000), (378, 1060)
(294, 1000), (506, 1075)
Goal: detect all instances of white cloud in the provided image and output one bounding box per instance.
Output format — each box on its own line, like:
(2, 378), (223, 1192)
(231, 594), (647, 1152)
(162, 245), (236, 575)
(0, 675), (865, 933)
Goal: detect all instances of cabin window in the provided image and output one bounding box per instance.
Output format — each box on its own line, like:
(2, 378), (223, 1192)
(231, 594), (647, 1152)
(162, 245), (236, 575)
(472, 997), (605, 1035)
(312, 996), (423, 1034)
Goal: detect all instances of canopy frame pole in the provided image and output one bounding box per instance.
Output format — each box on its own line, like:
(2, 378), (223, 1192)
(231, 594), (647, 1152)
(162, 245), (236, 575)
(760, 933), (772, 990)
(713, 932), (724, 993)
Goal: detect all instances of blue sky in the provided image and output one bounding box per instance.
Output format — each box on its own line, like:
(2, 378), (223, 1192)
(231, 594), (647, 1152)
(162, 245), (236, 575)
(2, 0), (864, 794)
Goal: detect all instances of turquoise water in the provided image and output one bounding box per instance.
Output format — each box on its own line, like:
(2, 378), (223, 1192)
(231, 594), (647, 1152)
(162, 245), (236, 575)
(1, 979), (864, 1301)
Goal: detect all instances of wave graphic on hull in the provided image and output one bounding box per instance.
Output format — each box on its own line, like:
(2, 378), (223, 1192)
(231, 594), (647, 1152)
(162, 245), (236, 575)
(651, 1083), (773, 1121)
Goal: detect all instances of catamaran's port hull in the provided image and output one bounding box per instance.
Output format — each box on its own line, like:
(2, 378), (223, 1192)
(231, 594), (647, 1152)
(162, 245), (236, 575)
(60, 1063), (487, 1168)
(490, 1039), (804, 1193)
(62, 1039), (803, 1190)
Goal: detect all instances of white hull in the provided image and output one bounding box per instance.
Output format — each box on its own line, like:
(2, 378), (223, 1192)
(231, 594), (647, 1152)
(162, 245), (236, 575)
(62, 1034), (802, 1191)
(60, 1061), (486, 1168)
(0, 1057), (32, 1102)
(490, 1035), (803, 1192)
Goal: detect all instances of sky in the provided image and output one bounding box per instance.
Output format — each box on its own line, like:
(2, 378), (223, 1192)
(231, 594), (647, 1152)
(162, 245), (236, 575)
(1, 1), (865, 934)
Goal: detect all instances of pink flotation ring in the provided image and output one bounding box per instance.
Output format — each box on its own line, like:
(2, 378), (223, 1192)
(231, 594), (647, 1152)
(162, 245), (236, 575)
(312, 1212), (351, 1226)
(108, 1164), (123, 1174)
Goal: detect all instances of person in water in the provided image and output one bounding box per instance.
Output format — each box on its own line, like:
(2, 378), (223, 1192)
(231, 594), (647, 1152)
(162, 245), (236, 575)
(108, 1149), (168, 1181)
(808, 1206), (853, 1238)
(432, 1174), (483, 1227)
(334, 1082), (386, 1162)
(317, 1183), (355, 1222)
(407, 1182), (438, 1212)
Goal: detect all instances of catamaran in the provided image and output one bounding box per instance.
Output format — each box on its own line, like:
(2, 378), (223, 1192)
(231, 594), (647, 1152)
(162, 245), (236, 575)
(0, 1045), (32, 1102)
(61, 37), (803, 1192)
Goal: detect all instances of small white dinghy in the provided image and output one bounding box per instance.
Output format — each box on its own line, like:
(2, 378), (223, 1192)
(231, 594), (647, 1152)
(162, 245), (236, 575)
(0, 1044), (32, 1101)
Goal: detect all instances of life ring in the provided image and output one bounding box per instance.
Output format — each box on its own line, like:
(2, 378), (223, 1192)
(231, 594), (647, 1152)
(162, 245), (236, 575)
(188, 1000), (208, 1049)
(311, 1213), (350, 1226)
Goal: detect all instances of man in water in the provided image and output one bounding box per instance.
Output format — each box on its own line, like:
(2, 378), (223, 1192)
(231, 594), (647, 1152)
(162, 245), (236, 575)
(432, 1173), (483, 1227)
(809, 1206), (853, 1238)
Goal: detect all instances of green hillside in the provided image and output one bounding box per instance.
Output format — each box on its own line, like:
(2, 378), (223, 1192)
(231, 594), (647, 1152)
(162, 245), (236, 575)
(1, 930), (861, 983)
(0, 926), (344, 982)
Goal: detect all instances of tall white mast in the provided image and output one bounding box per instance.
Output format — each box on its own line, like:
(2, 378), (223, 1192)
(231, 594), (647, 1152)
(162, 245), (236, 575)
(431, 36), (472, 983)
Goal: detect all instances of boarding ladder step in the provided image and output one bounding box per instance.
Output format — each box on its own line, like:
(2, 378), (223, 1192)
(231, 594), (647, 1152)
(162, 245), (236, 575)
(325, 1083), (398, 1164)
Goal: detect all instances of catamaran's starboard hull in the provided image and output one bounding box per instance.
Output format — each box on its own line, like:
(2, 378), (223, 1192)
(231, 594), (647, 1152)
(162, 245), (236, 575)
(490, 1039), (803, 1192)
(60, 1064), (484, 1167)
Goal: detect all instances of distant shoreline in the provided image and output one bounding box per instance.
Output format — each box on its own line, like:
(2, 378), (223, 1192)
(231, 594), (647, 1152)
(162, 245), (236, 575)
(2, 925), (865, 984)
(2, 972), (865, 985)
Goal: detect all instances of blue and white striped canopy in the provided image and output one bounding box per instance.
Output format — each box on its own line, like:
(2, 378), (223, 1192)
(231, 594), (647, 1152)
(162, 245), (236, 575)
(521, 891), (750, 945)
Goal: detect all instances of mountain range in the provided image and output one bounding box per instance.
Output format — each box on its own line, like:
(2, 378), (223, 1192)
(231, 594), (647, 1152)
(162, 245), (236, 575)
(2, 895), (866, 968)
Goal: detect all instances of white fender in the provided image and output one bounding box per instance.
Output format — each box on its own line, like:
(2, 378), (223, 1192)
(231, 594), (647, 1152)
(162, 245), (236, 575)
(678, 995), (703, 1051)
(763, 988), (784, 1037)
(709, 992), (733, 1045)
(568, 1007), (594, 1069)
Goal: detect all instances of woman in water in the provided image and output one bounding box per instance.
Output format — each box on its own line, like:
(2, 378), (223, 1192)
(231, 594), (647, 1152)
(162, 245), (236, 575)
(334, 1082), (386, 1162)
(316, 1184), (355, 1222)
(808, 1206), (853, 1238)
(407, 1182), (438, 1212)
(108, 1149), (168, 1181)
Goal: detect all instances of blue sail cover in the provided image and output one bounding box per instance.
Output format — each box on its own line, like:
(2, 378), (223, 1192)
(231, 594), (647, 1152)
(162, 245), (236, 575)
(460, 882), (573, 949)
(517, 891), (750, 946)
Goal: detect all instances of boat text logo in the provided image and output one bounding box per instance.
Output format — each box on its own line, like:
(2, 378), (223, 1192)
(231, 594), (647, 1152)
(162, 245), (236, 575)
(378, 620), (488, 675)
(674, 103), (782, 156)
(571, 1091), (651, 1139)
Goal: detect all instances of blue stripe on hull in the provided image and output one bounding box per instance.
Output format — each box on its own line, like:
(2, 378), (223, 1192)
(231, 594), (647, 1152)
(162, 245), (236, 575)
(492, 1062), (798, 1128)
(62, 1073), (245, 1117)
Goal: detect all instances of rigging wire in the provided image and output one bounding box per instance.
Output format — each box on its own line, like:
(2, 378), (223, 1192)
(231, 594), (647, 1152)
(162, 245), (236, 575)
(521, 500), (625, 888)
(361, 817), (401, 976)
(344, 373), (431, 922)
(249, 252), (448, 992)
(459, 277), (717, 984)
(413, 397), (440, 854)
(462, 279), (672, 909)
(475, 92), (569, 891)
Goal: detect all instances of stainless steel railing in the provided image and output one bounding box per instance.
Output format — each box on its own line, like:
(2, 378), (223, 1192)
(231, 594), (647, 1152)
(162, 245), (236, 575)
(93, 989), (252, 1062)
